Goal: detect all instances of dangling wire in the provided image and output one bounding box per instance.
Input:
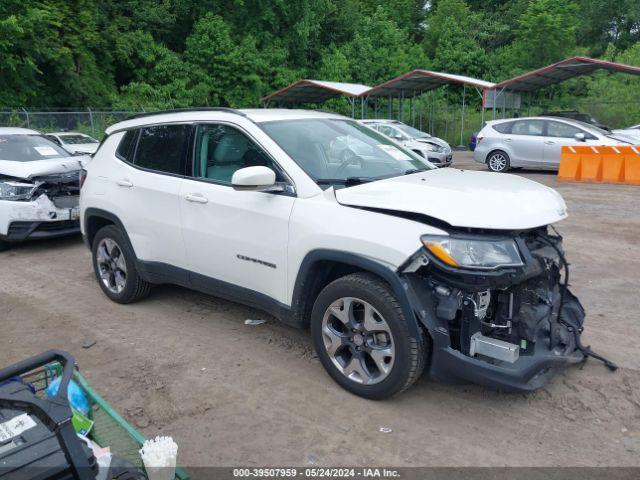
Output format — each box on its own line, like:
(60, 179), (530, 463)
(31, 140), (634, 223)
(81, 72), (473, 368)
(539, 228), (617, 371)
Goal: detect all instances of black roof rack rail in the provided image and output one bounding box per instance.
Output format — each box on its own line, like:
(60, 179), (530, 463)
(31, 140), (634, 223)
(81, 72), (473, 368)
(125, 107), (246, 120)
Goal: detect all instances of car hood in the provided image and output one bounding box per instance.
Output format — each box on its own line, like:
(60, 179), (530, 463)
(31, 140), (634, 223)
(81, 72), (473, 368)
(335, 168), (568, 230)
(409, 137), (451, 151)
(64, 143), (99, 154)
(0, 157), (82, 180)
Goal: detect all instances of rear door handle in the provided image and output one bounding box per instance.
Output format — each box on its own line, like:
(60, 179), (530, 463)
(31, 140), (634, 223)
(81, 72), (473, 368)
(544, 141), (555, 145)
(185, 193), (208, 204)
(504, 138), (513, 142)
(116, 179), (133, 188)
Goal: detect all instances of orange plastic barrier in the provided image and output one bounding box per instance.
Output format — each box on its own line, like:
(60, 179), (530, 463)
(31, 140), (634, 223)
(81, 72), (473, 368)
(558, 145), (640, 185)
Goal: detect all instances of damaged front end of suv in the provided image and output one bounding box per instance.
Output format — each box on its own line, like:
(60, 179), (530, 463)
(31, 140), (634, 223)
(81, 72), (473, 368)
(0, 171), (81, 247)
(401, 226), (616, 392)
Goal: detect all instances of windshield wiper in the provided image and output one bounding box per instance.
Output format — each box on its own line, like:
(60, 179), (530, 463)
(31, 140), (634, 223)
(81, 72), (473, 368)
(403, 168), (429, 175)
(316, 176), (377, 186)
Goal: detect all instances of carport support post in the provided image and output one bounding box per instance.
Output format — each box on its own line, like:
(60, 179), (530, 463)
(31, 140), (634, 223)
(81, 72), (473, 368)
(350, 97), (355, 118)
(388, 95), (392, 119)
(459, 84), (466, 147)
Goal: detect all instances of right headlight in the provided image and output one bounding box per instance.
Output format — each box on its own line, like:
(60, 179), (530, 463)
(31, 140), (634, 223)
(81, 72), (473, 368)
(421, 235), (524, 270)
(0, 181), (37, 201)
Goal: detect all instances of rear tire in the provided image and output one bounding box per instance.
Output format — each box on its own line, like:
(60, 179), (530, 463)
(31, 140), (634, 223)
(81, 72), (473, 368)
(311, 273), (429, 399)
(92, 225), (151, 304)
(487, 151), (510, 172)
(0, 239), (9, 252)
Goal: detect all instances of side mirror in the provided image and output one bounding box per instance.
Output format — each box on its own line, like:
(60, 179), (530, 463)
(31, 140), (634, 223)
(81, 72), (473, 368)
(232, 166), (283, 192)
(574, 133), (586, 142)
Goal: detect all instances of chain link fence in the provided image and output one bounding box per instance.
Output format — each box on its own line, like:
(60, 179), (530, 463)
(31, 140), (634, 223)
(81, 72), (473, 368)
(2, 100), (639, 147)
(0, 109), (143, 139)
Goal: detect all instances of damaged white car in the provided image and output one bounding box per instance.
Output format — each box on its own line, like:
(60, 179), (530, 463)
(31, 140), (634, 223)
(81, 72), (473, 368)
(0, 128), (83, 251)
(81, 109), (616, 399)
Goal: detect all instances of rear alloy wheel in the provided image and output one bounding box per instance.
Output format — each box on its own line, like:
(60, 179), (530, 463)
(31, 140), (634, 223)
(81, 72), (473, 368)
(487, 151), (510, 172)
(92, 225), (151, 304)
(311, 273), (428, 399)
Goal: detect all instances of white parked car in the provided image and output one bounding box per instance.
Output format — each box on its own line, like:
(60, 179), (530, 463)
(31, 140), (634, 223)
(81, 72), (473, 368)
(359, 119), (452, 167)
(0, 128), (83, 251)
(474, 116), (635, 172)
(46, 132), (101, 155)
(81, 108), (601, 398)
(612, 123), (640, 141)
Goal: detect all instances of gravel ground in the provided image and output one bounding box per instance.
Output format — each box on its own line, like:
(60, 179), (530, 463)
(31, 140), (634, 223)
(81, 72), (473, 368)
(1, 152), (639, 472)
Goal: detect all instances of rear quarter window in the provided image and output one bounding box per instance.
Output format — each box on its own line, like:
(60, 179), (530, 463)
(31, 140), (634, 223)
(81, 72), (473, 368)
(492, 122), (513, 134)
(115, 129), (139, 162)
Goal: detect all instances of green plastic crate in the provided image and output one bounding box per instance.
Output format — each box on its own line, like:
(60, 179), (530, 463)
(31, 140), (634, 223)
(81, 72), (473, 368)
(25, 364), (189, 480)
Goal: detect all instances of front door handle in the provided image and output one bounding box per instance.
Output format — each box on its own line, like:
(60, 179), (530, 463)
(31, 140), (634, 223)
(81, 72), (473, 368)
(185, 193), (208, 204)
(116, 179), (133, 188)
(544, 140), (555, 145)
(504, 138), (513, 142)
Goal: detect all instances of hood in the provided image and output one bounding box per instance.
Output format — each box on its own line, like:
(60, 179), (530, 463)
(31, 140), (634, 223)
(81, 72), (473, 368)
(410, 136), (451, 152)
(0, 157), (82, 180)
(64, 143), (99, 154)
(335, 168), (568, 230)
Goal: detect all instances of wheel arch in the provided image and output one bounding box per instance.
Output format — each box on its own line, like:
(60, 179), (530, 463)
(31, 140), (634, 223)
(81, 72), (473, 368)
(485, 148), (511, 163)
(83, 208), (136, 256)
(290, 250), (421, 338)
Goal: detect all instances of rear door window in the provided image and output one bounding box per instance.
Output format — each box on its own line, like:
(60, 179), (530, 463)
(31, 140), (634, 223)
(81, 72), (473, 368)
(133, 125), (190, 175)
(511, 120), (544, 136)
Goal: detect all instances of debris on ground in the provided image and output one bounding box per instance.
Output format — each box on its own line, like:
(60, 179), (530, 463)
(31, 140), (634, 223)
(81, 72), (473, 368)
(244, 319), (266, 326)
(82, 339), (97, 349)
(379, 427), (393, 433)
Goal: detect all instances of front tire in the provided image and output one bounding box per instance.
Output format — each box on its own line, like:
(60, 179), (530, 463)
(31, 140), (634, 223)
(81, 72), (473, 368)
(311, 273), (429, 399)
(92, 225), (151, 304)
(487, 151), (510, 172)
(0, 240), (9, 252)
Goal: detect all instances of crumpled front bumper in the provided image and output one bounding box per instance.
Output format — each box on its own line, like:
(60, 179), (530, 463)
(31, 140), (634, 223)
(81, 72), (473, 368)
(426, 294), (586, 392)
(400, 233), (589, 392)
(0, 195), (80, 242)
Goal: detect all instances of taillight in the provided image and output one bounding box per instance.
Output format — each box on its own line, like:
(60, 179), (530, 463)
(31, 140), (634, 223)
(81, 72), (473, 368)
(477, 134), (484, 143)
(79, 169), (87, 189)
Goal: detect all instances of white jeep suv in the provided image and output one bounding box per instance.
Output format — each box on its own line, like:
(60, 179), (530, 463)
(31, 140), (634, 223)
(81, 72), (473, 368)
(80, 108), (605, 399)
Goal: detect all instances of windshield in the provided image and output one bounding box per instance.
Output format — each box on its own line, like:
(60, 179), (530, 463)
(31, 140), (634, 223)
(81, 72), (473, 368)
(260, 119), (434, 185)
(393, 123), (430, 138)
(59, 134), (98, 144)
(0, 134), (69, 162)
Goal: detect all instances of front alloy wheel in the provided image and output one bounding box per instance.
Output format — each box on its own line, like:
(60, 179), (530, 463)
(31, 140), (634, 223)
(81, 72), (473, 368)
(322, 297), (395, 385)
(311, 273), (429, 399)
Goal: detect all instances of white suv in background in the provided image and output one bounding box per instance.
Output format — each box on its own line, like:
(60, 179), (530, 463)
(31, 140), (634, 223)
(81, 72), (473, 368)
(80, 108), (606, 398)
(473, 116), (633, 172)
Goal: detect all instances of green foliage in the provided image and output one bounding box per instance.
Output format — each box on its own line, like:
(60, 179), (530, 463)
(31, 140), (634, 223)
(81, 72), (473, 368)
(0, 0), (638, 130)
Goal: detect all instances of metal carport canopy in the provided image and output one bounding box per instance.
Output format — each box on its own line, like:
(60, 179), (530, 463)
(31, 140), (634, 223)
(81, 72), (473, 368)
(261, 80), (371, 104)
(494, 56), (640, 92)
(364, 70), (496, 97)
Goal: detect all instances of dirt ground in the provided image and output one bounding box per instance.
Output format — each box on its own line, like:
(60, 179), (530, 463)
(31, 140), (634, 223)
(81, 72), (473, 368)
(1, 152), (639, 470)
